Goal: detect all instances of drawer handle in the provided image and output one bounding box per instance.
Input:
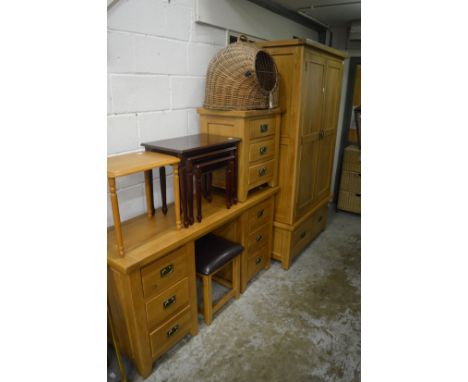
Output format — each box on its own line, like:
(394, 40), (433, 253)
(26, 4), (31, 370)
(318, 216), (322, 222)
(319, 129), (325, 139)
(160, 264), (174, 278)
(166, 324), (179, 338)
(300, 231), (306, 239)
(255, 257), (262, 265)
(260, 124), (269, 133)
(356, 193), (361, 197)
(256, 234), (263, 242)
(257, 209), (264, 218)
(163, 295), (176, 309)
(259, 146), (268, 155)
(258, 167), (267, 177)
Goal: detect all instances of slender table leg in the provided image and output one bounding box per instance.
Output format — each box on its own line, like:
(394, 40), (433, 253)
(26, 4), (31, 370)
(172, 165), (182, 230)
(233, 147), (238, 204)
(226, 161), (232, 209)
(159, 167), (168, 215)
(144, 170), (155, 219)
(179, 163), (189, 228)
(187, 164), (194, 225)
(206, 172), (212, 202)
(108, 177), (124, 256)
(195, 168), (202, 222)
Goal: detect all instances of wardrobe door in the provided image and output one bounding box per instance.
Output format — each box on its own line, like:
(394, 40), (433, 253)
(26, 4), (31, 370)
(295, 52), (325, 218)
(315, 59), (343, 201)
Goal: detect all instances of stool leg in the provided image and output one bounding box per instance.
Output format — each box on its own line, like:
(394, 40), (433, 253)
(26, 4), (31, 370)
(108, 177), (124, 257)
(179, 163), (189, 228)
(196, 168), (202, 222)
(159, 167), (167, 215)
(202, 275), (213, 326)
(232, 256), (240, 299)
(172, 165), (182, 230)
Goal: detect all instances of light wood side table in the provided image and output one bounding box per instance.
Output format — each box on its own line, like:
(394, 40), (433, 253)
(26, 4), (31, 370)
(107, 151), (181, 256)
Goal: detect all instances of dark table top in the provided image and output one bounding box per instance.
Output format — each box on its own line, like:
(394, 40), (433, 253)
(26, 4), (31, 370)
(141, 134), (241, 157)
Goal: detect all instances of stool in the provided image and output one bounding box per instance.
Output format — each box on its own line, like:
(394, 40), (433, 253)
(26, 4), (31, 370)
(195, 234), (243, 325)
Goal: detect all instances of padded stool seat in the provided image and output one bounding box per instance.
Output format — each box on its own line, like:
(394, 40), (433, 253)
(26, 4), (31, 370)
(195, 233), (243, 325)
(195, 234), (243, 275)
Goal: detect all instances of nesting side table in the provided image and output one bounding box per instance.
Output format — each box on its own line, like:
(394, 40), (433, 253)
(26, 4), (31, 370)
(107, 151), (181, 256)
(142, 134), (241, 228)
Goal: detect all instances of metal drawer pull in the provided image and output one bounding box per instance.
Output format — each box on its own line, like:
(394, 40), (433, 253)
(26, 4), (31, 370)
(257, 209), (264, 218)
(318, 216), (322, 222)
(255, 257), (262, 265)
(163, 295), (176, 309)
(256, 234), (263, 242)
(319, 129), (325, 139)
(259, 146), (268, 155)
(160, 264), (174, 278)
(166, 324), (179, 338)
(258, 167), (267, 176)
(260, 124), (269, 133)
(300, 231), (306, 239)
(356, 193), (361, 197)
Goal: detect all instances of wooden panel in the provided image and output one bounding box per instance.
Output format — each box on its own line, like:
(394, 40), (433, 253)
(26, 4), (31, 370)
(247, 245), (269, 280)
(322, 60), (343, 134)
(248, 138), (275, 163)
(295, 139), (320, 218)
(340, 171), (361, 193)
(149, 305), (192, 359)
(274, 141), (294, 224)
(141, 245), (188, 298)
(337, 190), (361, 214)
(314, 130), (337, 201)
(248, 159), (275, 186)
(247, 197), (273, 231)
(247, 224), (271, 253)
(145, 277), (190, 329)
(248, 117), (276, 139)
(301, 53), (325, 137)
(262, 47), (298, 138)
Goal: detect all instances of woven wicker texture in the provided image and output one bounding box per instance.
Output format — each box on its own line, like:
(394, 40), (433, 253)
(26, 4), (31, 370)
(204, 36), (279, 111)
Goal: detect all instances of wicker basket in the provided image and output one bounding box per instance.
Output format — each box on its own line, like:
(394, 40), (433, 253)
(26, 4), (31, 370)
(204, 36), (279, 111)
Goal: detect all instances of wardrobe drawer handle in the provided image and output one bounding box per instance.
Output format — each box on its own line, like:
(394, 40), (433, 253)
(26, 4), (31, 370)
(166, 324), (179, 338)
(160, 264), (174, 278)
(255, 257), (262, 265)
(318, 216), (322, 222)
(256, 234), (263, 242)
(356, 193), (361, 197)
(300, 231), (306, 239)
(257, 209), (264, 218)
(259, 146), (267, 155)
(258, 167), (267, 177)
(163, 295), (176, 309)
(260, 124), (269, 133)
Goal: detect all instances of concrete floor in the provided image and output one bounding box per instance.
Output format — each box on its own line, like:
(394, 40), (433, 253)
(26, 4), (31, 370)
(134, 208), (361, 382)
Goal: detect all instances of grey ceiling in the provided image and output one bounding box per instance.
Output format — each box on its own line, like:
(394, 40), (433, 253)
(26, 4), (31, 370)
(270, 0), (360, 27)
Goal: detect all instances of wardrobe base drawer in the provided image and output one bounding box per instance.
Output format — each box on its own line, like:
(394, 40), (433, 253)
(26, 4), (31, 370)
(272, 203), (328, 270)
